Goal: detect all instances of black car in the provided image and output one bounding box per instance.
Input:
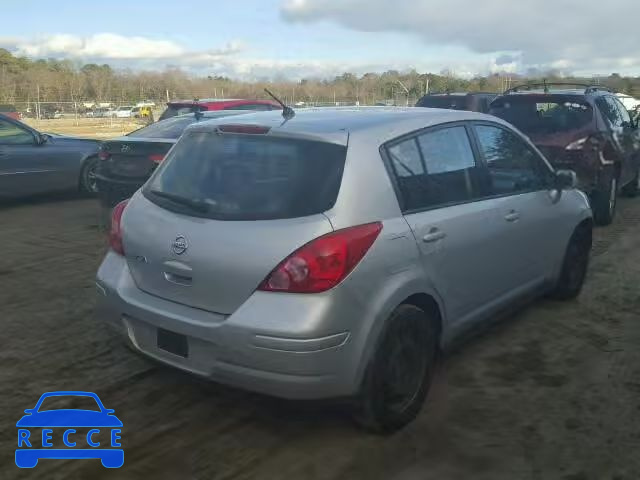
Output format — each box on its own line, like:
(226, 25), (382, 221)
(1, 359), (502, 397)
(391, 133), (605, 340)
(416, 92), (497, 113)
(95, 110), (249, 208)
(0, 114), (99, 198)
(490, 83), (640, 225)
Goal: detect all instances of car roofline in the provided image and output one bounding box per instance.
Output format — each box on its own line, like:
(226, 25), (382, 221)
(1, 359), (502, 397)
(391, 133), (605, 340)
(181, 107), (490, 146)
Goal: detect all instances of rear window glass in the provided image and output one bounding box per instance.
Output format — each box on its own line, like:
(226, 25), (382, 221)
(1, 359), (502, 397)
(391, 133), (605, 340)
(128, 116), (196, 139)
(159, 105), (204, 120)
(417, 96), (469, 110)
(145, 132), (347, 220)
(38, 395), (101, 412)
(490, 96), (593, 134)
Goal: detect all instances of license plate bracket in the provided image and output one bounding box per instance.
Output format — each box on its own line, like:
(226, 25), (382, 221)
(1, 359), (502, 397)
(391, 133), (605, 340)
(157, 328), (189, 358)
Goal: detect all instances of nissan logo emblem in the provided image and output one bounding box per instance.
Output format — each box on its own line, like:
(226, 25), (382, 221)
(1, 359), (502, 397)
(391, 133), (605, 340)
(172, 235), (188, 255)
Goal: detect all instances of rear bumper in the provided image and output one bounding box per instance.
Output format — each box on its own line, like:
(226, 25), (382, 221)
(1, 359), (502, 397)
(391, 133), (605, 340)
(95, 252), (360, 400)
(96, 177), (144, 208)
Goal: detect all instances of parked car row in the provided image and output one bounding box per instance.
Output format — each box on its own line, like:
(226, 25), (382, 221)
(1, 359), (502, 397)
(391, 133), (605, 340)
(94, 106), (593, 433)
(2, 91), (636, 432)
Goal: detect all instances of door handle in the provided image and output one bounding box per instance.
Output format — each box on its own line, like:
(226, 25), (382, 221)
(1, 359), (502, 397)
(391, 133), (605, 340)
(504, 211), (520, 222)
(164, 271), (192, 286)
(422, 229), (446, 243)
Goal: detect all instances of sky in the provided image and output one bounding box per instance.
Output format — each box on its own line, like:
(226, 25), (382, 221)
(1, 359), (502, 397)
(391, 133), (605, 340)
(0, 0), (638, 80)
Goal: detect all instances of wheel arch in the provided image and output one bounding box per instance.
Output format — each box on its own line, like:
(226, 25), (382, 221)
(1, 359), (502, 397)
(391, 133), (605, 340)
(353, 278), (447, 392)
(401, 293), (444, 346)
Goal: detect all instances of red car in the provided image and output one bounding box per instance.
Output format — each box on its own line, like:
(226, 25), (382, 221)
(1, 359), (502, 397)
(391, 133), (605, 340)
(158, 98), (281, 120)
(0, 104), (21, 120)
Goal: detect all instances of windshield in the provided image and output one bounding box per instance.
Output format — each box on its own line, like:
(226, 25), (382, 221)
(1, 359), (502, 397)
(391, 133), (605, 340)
(145, 131), (346, 220)
(38, 395), (101, 412)
(417, 96), (469, 110)
(159, 104), (203, 120)
(490, 96), (594, 134)
(128, 115), (196, 139)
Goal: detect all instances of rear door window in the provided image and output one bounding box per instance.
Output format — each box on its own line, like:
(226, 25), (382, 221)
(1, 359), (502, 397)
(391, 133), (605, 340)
(610, 96), (632, 126)
(597, 97), (624, 128)
(474, 124), (553, 195)
(386, 125), (483, 211)
(145, 132), (346, 220)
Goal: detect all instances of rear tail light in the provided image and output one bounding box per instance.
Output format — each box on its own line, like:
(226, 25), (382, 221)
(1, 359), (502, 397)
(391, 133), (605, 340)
(148, 154), (165, 164)
(258, 222), (383, 294)
(109, 200), (129, 255)
(98, 150), (111, 160)
(565, 137), (588, 151)
(566, 134), (604, 151)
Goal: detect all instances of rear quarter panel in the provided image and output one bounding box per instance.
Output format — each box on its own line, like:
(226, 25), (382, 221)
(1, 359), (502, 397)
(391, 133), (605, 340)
(321, 129), (450, 387)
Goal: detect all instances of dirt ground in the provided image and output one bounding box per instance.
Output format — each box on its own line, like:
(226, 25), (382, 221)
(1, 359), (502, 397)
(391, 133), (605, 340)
(22, 117), (142, 139)
(1, 194), (640, 480)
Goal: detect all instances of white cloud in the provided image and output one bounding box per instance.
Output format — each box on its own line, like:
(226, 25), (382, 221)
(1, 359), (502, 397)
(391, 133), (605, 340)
(0, 32), (503, 80)
(0, 33), (244, 64)
(280, 0), (640, 75)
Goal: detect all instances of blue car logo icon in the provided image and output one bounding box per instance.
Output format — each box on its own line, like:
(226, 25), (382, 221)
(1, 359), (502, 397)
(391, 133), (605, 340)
(16, 391), (123, 468)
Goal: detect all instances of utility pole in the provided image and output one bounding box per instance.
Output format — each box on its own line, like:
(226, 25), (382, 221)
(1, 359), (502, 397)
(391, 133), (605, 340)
(396, 80), (410, 106)
(36, 84), (41, 120)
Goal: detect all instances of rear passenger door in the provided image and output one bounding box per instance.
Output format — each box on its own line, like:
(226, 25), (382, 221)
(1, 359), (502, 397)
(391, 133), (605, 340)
(608, 96), (639, 185)
(597, 96), (638, 185)
(385, 123), (510, 330)
(470, 122), (562, 290)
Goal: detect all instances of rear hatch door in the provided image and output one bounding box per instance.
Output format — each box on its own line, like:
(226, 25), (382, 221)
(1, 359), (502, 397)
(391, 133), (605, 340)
(122, 127), (347, 314)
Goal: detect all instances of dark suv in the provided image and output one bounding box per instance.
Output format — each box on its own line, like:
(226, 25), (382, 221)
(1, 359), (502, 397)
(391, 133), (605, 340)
(416, 92), (497, 113)
(490, 84), (640, 225)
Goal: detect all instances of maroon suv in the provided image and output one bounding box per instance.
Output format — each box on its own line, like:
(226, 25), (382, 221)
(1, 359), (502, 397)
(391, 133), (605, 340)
(0, 104), (21, 120)
(159, 98), (281, 120)
(490, 84), (640, 225)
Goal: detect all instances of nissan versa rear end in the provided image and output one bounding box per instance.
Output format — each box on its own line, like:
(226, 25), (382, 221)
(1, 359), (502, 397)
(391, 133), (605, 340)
(96, 108), (592, 432)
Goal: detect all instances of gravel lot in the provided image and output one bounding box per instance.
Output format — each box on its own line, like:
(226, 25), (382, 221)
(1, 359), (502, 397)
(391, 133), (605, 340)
(1, 194), (639, 480)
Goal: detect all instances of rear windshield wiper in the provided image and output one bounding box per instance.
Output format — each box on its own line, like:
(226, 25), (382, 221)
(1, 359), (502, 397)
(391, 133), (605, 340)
(149, 190), (209, 213)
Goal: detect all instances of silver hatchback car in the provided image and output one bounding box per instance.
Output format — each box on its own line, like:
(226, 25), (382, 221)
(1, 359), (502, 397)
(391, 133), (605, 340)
(96, 108), (592, 432)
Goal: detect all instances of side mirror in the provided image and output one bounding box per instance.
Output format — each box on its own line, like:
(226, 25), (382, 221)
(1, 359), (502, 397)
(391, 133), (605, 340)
(555, 169), (577, 190)
(23, 409), (34, 414)
(36, 133), (49, 145)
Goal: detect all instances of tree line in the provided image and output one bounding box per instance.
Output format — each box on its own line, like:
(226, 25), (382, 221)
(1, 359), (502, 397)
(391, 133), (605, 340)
(1, 48), (638, 106)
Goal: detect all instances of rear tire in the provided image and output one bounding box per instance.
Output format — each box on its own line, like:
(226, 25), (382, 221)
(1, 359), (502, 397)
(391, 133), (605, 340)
(550, 225), (592, 300)
(79, 156), (99, 194)
(592, 169), (617, 226)
(355, 304), (438, 434)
